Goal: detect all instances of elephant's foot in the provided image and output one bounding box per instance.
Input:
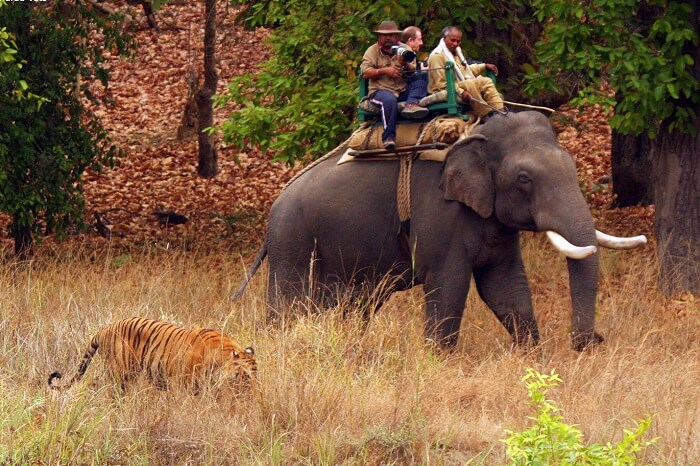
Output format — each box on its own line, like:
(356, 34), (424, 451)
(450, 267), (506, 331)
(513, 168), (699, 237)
(424, 337), (459, 355)
(571, 330), (605, 351)
(505, 316), (540, 348)
(511, 328), (540, 349)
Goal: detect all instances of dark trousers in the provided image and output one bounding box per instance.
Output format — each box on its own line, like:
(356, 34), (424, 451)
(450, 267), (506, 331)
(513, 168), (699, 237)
(405, 70), (428, 104)
(369, 76), (427, 143)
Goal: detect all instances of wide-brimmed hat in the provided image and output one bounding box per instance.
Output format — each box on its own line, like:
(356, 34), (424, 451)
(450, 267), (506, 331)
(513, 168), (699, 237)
(374, 20), (401, 34)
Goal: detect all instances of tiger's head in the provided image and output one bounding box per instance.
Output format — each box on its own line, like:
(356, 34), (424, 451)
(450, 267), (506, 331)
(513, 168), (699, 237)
(230, 345), (257, 382)
(196, 337), (258, 395)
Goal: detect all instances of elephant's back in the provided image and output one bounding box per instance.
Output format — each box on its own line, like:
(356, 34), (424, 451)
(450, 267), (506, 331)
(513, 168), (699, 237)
(265, 153), (412, 280)
(273, 154), (402, 210)
(267, 153), (405, 249)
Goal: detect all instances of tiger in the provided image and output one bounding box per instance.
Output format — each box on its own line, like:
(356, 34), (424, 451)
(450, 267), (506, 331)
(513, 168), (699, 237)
(48, 317), (257, 392)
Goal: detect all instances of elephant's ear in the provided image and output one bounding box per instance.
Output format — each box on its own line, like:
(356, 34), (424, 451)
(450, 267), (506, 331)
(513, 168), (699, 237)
(443, 148), (494, 218)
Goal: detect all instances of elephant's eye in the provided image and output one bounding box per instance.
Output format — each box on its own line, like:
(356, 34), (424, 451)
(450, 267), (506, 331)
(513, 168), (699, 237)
(517, 173), (532, 184)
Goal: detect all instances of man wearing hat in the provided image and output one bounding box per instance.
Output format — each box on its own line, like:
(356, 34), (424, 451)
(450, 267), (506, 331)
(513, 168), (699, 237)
(360, 20), (428, 149)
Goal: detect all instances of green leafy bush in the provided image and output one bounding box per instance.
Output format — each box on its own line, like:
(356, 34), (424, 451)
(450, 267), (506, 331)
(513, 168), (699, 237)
(503, 369), (656, 465)
(217, 0), (532, 165)
(525, 0), (699, 137)
(0, 2), (133, 255)
(216, 0), (382, 165)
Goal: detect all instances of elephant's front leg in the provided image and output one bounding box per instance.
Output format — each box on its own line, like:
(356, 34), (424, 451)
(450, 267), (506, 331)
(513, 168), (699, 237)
(422, 263), (472, 348)
(473, 255), (540, 347)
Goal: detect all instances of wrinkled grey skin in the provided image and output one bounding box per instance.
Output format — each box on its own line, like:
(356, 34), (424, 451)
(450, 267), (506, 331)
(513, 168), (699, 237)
(237, 111), (604, 351)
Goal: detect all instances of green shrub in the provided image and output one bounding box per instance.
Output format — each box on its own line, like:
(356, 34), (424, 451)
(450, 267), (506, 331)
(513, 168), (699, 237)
(503, 369), (656, 465)
(218, 0), (534, 166)
(0, 2), (133, 255)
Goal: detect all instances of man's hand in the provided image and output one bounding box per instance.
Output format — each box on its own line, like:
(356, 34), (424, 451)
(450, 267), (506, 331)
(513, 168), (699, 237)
(461, 90), (473, 102)
(384, 66), (402, 79)
(485, 63), (499, 75)
(365, 66), (402, 80)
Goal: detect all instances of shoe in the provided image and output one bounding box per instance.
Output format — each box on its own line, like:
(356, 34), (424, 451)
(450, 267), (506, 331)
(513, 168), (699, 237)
(397, 102), (407, 111)
(383, 139), (396, 150)
(401, 103), (429, 119)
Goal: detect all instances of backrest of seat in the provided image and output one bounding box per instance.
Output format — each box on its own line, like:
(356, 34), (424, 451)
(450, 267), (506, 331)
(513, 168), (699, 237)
(357, 72), (372, 121)
(356, 61), (495, 121)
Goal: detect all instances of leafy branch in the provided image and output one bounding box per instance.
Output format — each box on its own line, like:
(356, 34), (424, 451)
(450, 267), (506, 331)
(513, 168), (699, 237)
(503, 369), (657, 465)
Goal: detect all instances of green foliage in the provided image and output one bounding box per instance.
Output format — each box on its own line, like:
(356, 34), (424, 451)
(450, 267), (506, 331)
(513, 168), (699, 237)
(218, 0), (530, 164)
(525, 0), (699, 138)
(0, 0), (40, 103)
(216, 0), (387, 165)
(150, 0), (169, 11)
(0, 2), (16, 65)
(503, 369), (657, 465)
(0, 2), (133, 253)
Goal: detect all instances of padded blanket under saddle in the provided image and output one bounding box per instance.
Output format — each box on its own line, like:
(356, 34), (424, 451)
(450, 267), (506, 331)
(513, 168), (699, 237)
(347, 117), (468, 151)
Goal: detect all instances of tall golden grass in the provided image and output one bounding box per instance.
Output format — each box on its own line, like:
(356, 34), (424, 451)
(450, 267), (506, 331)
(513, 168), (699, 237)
(1, 235), (697, 464)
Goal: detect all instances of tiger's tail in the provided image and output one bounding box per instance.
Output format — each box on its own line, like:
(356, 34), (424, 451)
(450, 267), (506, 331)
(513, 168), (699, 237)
(48, 334), (100, 390)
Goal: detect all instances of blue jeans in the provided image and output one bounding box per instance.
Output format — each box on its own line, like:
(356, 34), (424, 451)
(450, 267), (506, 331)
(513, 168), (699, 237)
(369, 76), (428, 143)
(405, 70), (428, 104)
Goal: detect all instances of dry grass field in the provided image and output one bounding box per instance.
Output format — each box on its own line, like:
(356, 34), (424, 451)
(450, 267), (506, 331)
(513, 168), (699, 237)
(2, 2), (694, 464)
(1, 234), (697, 465)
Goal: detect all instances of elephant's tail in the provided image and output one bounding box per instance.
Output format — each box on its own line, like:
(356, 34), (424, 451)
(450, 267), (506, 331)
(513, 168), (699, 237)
(231, 246), (268, 300)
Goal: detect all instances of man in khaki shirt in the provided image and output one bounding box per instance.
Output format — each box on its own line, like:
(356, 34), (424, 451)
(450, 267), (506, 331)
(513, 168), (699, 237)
(360, 20), (428, 149)
(428, 26), (504, 118)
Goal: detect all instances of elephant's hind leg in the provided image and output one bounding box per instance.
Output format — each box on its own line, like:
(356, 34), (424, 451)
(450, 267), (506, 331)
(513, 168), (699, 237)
(474, 258), (540, 347)
(267, 264), (316, 318)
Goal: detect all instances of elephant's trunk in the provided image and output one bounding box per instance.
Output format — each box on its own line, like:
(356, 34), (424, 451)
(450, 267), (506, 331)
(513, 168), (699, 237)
(559, 223), (604, 350)
(538, 197), (604, 350)
(544, 227), (648, 350)
(561, 229), (646, 350)
(567, 251), (604, 350)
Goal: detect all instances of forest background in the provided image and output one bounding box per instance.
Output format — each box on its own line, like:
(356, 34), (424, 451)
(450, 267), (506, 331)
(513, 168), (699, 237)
(0, 0), (698, 464)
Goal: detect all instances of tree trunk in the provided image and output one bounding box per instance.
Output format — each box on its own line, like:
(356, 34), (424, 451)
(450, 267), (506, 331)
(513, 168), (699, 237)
(11, 217), (33, 259)
(653, 0), (699, 296)
(125, 0), (158, 29)
(611, 129), (654, 207)
(196, 0), (218, 178)
(652, 121), (700, 295)
(177, 67), (198, 140)
(142, 1), (159, 31)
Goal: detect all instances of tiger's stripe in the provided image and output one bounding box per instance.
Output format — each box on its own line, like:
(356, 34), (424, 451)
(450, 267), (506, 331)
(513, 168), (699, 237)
(48, 317), (256, 391)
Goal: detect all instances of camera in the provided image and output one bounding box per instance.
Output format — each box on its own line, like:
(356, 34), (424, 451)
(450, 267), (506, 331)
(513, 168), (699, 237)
(390, 45), (416, 62)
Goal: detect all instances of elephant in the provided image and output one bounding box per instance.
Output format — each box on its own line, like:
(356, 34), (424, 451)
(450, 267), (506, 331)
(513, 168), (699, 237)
(235, 111), (646, 351)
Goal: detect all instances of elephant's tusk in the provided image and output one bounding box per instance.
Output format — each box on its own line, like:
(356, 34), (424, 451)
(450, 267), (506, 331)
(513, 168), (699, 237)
(595, 230), (647, 249)
(545, 231), (598, 259)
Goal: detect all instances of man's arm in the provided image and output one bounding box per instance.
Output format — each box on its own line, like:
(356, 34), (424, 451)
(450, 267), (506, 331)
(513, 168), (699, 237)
(362, 66), (401, 80)
(427, 53), (449, 94)
(469, 62), (498, 77)
(468, 63), (487, 77)
(361, 46), (401, 80)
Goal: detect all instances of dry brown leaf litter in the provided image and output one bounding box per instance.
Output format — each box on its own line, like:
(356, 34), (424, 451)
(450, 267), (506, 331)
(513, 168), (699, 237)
(3, 1), (653, 253)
